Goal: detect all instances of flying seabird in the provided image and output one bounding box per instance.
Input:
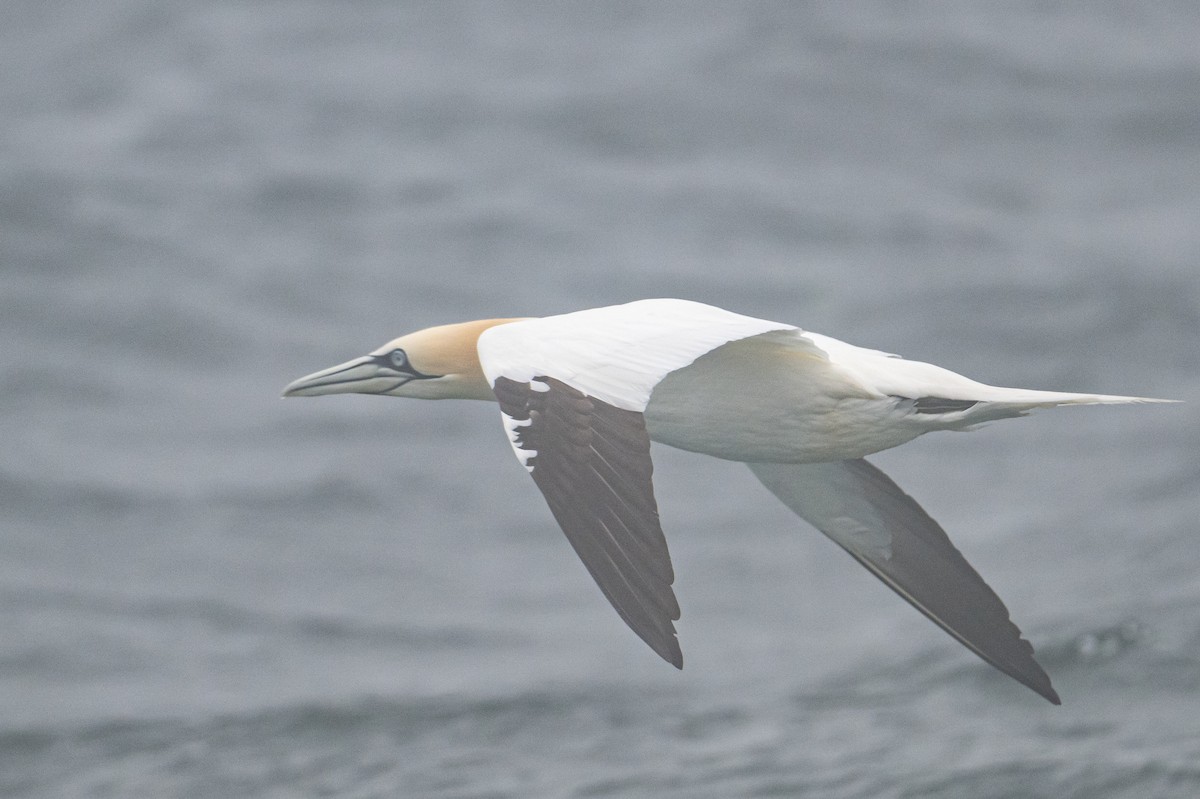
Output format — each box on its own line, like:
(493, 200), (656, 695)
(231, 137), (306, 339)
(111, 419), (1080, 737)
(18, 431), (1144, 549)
(283, 298), (1172, 704)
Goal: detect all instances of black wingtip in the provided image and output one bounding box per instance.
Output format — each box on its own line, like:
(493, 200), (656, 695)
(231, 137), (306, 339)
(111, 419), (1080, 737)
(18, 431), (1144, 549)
(1009, 642), (1061, 705)
(1040, 684), (1062, 706)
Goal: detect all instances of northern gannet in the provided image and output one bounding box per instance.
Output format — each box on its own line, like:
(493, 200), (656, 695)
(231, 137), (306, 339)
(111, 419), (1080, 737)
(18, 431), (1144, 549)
(283, 299), (1172, 704)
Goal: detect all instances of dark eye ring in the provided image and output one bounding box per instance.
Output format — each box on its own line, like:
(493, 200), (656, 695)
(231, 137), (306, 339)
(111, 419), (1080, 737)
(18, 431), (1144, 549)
(389, 349), (408, 369)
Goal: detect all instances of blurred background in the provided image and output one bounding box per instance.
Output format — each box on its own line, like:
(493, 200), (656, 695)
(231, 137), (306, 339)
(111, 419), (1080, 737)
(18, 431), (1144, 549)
(1, 2), (1197, 796)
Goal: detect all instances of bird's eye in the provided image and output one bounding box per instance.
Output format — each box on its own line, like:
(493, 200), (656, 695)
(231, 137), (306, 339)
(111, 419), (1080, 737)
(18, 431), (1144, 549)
(389, 349), (408, 369)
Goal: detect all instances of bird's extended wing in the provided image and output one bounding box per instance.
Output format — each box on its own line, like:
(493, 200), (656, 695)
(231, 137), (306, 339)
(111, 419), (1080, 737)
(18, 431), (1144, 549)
(747, 458), (1060, 704)
(476, 300), (794, 664)
(493, 375), (683, 667)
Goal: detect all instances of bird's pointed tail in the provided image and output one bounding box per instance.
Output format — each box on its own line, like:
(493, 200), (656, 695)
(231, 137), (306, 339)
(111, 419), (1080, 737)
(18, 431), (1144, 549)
(949, 388), (1178, 425)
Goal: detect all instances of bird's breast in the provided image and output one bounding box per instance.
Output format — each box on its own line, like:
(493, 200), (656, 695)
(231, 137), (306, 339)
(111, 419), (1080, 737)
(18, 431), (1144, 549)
(643, 333), (923, 463)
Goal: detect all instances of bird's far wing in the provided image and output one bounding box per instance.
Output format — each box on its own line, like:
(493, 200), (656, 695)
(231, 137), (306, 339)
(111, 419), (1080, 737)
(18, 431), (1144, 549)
(493, 375), (683, 667)
(747, 459), (1060, 704)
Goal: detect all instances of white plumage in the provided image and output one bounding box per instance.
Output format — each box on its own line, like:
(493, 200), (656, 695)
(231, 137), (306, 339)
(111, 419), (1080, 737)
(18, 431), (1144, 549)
(283, 298), (1173, 704)
(477, 299), (793, 410)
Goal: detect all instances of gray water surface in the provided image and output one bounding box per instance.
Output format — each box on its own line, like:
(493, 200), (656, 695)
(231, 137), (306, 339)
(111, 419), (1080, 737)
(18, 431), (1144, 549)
(2, 2), (1198, 797)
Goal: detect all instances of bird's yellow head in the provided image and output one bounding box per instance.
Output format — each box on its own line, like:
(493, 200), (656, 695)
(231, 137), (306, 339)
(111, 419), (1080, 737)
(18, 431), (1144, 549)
(282, 318), (523, 401)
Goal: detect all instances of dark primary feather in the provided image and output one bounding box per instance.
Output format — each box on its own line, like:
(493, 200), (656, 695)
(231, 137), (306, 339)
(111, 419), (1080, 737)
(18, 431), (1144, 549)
(748, 458), (1060, 704)
(493, 376), (683, 668)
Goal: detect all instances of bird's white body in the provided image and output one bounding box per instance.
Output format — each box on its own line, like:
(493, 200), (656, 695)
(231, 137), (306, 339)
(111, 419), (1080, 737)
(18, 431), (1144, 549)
(284, 298), (1172, 705)
(479, 299), (1151, 464)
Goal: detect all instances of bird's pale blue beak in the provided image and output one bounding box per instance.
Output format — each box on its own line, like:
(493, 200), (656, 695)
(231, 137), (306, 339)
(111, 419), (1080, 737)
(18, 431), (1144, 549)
(282, 355), (395, 397)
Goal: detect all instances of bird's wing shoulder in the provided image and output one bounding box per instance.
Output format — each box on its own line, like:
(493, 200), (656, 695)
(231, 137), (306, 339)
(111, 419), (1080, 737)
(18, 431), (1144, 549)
(477, 299), (795, 410)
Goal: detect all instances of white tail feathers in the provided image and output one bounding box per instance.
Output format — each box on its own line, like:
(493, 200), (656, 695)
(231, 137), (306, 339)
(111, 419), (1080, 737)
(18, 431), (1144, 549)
(974, 386), (1178, 407)
(948, 388), (1178, 426)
